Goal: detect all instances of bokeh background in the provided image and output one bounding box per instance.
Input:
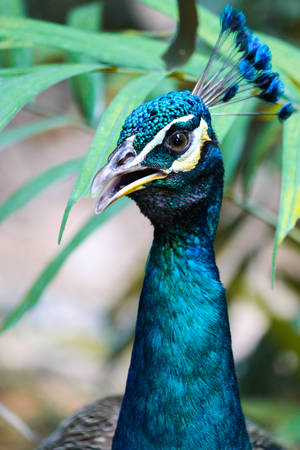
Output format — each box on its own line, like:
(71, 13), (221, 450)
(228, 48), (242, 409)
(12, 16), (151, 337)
(0, 0), (300, 449)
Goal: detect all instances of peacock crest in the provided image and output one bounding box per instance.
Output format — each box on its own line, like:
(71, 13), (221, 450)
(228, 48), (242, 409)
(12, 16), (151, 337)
(193, 4), (294, 121)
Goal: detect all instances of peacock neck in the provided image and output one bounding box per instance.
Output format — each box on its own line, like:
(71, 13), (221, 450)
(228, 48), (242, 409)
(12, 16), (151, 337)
(112, 193), (251, 449)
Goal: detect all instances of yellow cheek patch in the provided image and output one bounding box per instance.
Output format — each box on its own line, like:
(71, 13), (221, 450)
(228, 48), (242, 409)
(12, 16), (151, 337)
(168, 120), (210, 174)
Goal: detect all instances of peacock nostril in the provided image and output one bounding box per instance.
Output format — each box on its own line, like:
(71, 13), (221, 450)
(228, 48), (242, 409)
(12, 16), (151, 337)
(116, 151), (135, 167)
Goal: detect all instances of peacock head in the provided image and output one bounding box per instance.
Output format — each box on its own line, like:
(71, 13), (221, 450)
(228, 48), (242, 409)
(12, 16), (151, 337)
(91, 91), (223, 226)
(91, 5), (294, 226)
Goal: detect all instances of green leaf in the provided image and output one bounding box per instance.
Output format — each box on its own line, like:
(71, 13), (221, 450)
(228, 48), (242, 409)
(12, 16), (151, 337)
(0, 63), (103, 133)
(136, 1), (218, 79)
(257, 33), (300, 84)
(273, 113), (300, 278)
(138, 0), (219, 47)
(0, 115), (74, 152)
(180, 51), (214, 80)
(216, 99), (255, 187)
(67, 2), (105, 127)
(0, 0), (33, 68)
(274, 65), (300, 104)
(136, 1), (220, 79)
(277, 412), (300, 445)
(139, 0), (300, 85)
(0, 0), (26, 16)
(0, 198), (129, 333)
(196, 5), (222, 46)
(149, 76), (177, 99)
(0, 15), (166, 71)
(244, 119), (280, 194)
(67, 1), (101, 30)
(0, 39), (33, 49)
(59, 71), (166, 242)
(0, 158), (82, 223)
(222, 113), (252, 188)
(212, 100), (250, 143)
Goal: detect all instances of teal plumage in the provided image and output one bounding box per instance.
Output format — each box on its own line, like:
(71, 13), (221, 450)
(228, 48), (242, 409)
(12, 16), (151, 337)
(118, 91), (212, 150)
(38, 5), (293, 449)
(113, 195), (250, 448)
(110, 92), (250, 448)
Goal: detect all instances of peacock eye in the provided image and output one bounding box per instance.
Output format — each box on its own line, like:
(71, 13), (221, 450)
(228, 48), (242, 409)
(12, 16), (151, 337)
(165, 131), (190, 153)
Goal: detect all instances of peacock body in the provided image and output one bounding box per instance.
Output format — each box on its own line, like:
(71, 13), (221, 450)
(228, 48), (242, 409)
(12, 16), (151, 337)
(105, 91), (250, 449)
(38, 5), (293, 449)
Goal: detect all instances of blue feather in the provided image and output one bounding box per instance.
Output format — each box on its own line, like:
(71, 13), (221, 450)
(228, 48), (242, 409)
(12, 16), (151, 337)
(220, 4), (245, 32)
(220, 4), (234, 32)
(259, 77), (284, 103)
(195, 5), (293, 115)
(236, 26), (253, 51)
(278, 102), (294, 121)
(238, 59), (255, 81)
(253, 44), (272, 70)
(255, 72), (278, 89)
(230, 9), (246, 31)
(245, 35), (261, 61)
(223, 83), (239, 102)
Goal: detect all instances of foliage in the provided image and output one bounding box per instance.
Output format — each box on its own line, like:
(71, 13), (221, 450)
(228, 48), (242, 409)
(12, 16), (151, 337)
(0, 0), (298, 331)
(0, 0), (299, 447)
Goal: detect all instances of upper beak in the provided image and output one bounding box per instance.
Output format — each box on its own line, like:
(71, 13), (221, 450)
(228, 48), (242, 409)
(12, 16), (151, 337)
(91, 138), (168, 214)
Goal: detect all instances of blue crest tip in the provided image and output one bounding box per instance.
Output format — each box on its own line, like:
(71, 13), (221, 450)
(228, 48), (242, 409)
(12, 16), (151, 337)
(278, 102), (294, 121)
(221, 5), (245, 32)
(236, 26), (253, 52)
(255, 72), (278, 89)
(245, 36), (272, 70)
(197, 4), (290, 111)
(220, 5), (233, 32)
(223, 84), (239, 102)
(239, 59), (255, 81)
(259, 76), (284, 103)
(253, 44), (272, 70)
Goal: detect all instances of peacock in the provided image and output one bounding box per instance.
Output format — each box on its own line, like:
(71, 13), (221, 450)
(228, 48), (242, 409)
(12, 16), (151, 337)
(38, 5), (294, 450)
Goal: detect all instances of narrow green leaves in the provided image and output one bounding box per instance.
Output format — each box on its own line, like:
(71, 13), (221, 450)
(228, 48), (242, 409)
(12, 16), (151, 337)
(67, 1), (101, 30)
(139, 0), (300, 272)
(0, 63), (102, 133)
(0, 0), (33, 68)
(0, 0), (26, 16)
(0, 158), (82, 223)
(67, 2), (104, 127)
(138, 0), (300, 86)
(244, 119), (280, 193)
(213, 101), (254, 188)
(0, 198), (129, 333)
(0, 115), (74, 152)
(0, 15), (166, 71)
(138, 0), (219, 47)
(273, 113), (300, 277)
(222, 113), (251, 188)
(212, 101), (247, 143)
(59, 71), (166, 241)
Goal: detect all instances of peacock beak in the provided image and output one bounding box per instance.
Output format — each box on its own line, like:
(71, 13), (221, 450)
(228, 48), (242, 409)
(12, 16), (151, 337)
(91, 138), (168, 214)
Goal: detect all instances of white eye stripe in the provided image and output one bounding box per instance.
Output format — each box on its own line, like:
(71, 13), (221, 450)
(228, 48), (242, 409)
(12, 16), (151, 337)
(127, 114), (194, 167)
(167, 120), (210, 173)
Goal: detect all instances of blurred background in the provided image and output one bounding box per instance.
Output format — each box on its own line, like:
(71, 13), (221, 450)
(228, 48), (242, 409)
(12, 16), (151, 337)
(0, 0), (300, 449)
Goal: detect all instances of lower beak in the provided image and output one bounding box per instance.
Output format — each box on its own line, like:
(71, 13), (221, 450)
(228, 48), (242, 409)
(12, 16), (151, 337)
(91, 163), (168, 214)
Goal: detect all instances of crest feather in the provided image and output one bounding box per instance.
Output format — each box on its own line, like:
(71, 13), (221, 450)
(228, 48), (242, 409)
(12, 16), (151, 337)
(193, 4), (294, 121)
